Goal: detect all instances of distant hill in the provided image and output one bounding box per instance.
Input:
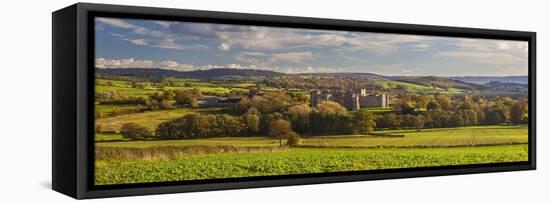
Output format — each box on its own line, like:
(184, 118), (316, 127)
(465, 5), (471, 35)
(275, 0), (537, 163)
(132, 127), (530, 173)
(299, 72), (387, 81)
(184, 68), (285, 78)
(449, 76), (528, 84)
(96, 68), (527, 94)
(96, 68), (284, 78)
(386, 76), (485, 91)
(483, 81), (528, 93)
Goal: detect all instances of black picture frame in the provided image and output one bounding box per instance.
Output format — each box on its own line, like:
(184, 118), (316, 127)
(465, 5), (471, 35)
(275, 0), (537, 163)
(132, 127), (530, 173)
(52, 3), (536, 199)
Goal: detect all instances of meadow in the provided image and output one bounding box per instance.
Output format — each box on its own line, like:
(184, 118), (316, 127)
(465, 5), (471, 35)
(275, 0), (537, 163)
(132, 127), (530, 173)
(96, 77), (250, 97)
(375, 80), (467, 93)
(96, 125), (528, 148)
(95, 107), (224, 133)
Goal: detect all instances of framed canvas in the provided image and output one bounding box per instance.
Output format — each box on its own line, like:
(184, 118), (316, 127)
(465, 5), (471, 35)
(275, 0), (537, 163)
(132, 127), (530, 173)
(52, 3), (536, 199)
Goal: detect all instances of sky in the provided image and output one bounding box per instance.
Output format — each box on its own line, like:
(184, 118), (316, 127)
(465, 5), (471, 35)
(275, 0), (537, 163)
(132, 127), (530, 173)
(95, 17), (528, 76)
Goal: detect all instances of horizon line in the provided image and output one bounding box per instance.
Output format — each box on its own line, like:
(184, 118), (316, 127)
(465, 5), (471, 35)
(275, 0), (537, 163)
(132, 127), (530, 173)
(95, 67), (528, 77)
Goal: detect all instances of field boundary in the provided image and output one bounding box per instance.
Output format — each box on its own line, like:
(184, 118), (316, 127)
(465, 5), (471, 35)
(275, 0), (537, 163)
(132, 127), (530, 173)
(298, 142), (528, 149)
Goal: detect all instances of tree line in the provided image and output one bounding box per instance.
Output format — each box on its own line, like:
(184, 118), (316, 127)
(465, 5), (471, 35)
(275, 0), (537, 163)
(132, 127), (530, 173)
(117, 92), (528, 145)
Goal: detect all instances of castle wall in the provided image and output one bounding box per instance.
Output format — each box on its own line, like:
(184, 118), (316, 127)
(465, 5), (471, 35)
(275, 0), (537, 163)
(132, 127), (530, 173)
(311, 90), (389, 110)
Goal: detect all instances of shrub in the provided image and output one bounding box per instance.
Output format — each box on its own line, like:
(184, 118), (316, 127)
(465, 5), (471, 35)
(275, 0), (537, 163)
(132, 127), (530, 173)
(120, 122), (150, 140)
(95, 124), (103, 133)
(287, 132), (301, 147)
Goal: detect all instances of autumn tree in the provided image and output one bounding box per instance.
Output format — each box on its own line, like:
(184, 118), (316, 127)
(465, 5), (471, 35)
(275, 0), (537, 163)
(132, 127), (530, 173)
(316, 101), (348, 115)
(269, 119), (294, 146)
(511, 100), (528, 124)
(120, 122), (150, 140)
(426, 101), (441, 110)
(435, 95), (452, 110)
(381, 113), (400, 129)
(242, 114), (261, 135)
(414, 115), (426, 131)
(286, 104), (311, 134)
(415, 95), (431, 110)
(460, 95), (476, 110)
(174, 88), (202, 108)
(352, 108), (376, 135)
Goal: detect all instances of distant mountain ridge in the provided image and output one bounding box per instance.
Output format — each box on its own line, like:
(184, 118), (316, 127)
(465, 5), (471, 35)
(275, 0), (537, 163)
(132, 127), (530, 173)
(449, 76), (528, 84)
(96, 68), (528, 85)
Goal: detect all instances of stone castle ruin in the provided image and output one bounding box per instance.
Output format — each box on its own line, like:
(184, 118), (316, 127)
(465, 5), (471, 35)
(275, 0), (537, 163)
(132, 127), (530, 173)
(310, 88), (390, 110)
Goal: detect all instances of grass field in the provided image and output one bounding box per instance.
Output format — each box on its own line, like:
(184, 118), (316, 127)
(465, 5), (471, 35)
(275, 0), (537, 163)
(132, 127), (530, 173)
(95, 107), (225, 132)
(95, 105), (145, 116)
(95, 144), (528, 185)
(376, 80), (467, 93)
(96, 125), (527, 148)
(303, 125), (527, 148)
(97, 78), (251, 97)
(96, 137), (282, 147)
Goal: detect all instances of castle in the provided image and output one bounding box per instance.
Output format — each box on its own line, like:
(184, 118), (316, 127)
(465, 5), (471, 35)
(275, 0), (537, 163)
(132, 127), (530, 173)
(310, 89), (390, 110)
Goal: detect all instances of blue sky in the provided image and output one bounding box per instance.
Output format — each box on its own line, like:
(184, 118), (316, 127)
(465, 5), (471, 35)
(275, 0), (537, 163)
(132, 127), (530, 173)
(95, 17), (528, 76)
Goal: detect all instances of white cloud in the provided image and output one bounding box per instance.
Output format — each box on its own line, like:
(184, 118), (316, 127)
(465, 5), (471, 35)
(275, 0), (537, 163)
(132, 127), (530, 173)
(411, 43), (431, 51)
(218, 42), (231, 51)
(96, 57), (344, 74)
(164, 21), (435, 52)
(269, 51), (315, 64)
(108, 32), (126, 37)
(437, 51), (526, 66)
(153, 21), (171, 28)
(98, 17), (439, 54)
(95, 58), (194, 71)
(95, 58), (154, 69)
(96, 18), (138, 29)
(437, 38), (528, 74)
(128, 39), (148, 46)
(97, 18), (205, 51)
(235, 51), (315, 65)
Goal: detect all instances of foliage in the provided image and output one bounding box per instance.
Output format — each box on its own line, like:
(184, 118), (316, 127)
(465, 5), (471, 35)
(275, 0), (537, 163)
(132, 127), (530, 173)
(352, 108), (376, 134)
(120, 122), (150, 140)
(269, 119), (294, 146)
(95, 145), (528, 185)
(286, 132), (302, 147)
(174, 88), (202, 107)
(316, 101), (348, 115)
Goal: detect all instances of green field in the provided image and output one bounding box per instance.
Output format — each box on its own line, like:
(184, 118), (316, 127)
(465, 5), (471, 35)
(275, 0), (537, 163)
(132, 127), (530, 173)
(375, 80), (467, 93)
(303, 125), (527, 148)
(97, 78), (251, 97)
(96, 125), (527, 148)
(96, 107), (225, 132)
(96, 137), (282, 147)
(95, 145), (528, 185)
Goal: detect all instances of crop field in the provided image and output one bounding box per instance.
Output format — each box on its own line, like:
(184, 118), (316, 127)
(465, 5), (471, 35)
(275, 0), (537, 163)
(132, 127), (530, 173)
(94, 125), (528, 184)
(95, 144), (528, 185)
(96, 125), (527, 148)
(96, 137), (283, 147)
(302, 125), (527, 148)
